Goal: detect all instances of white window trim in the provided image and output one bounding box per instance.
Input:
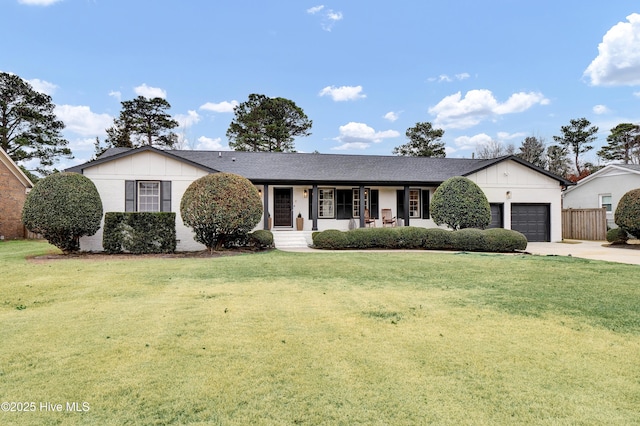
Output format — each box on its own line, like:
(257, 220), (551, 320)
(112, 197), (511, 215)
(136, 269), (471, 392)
(352, 188), (370, 218)
(599, 193), (613, 214)
(138, 181), (161, 212)
(318, 188), (335, 218)
(409, 189), (420, 218)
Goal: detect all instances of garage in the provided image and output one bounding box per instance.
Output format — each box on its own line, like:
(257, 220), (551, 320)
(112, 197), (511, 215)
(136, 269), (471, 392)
(511, 203), (550, 242)
(488, 203), (504, 229)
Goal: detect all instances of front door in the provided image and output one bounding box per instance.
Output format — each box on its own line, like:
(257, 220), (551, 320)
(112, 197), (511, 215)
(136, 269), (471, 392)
(274, 188), (293, 227)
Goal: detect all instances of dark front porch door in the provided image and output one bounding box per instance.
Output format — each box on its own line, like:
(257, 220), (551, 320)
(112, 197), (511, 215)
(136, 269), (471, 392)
(274, 188), (293, 227)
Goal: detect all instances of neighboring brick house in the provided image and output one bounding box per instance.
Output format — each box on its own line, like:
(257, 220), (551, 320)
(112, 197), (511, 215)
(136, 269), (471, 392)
(0, 148), (33, 239)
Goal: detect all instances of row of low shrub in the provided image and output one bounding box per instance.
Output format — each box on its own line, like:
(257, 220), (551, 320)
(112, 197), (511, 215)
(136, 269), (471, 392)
(312, 227), (527, 252)
(247, 230), (274, 249)
(103, 212), (177, 254)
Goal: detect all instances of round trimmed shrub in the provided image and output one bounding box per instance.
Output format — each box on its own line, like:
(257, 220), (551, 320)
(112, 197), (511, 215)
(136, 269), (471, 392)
(614, 188), (640, 238)
(249, 230), (274, 249)
(451, 228), (487, 251)
(180, 173), (263, 251)
(606, 227), (629, 245)
(22, 172), (103, 253)
(430, 176), (491, 230)
(483, 228), (527, 252)
(312, 229), (348, 249)
(395, 226), (429, 249)
(422, 228), (454, 250)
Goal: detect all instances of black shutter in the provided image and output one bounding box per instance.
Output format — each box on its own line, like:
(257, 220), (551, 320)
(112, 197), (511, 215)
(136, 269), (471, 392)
(308, 189), (313, 220)
(336, 189), (353, 219)
(396, 190), (405, 219)
(161, 181), (172, 212)
(125, 180), (136, 212)
(422, 189), (430, 219)
(370, 189), (379, 219)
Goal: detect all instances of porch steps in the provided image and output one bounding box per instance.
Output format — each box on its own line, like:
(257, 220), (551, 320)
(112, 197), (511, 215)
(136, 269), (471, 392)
(272, 231), (313, 249)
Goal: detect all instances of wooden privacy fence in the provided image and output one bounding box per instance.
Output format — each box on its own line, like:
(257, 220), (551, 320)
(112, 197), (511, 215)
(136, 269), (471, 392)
(562, 208), (607, 240)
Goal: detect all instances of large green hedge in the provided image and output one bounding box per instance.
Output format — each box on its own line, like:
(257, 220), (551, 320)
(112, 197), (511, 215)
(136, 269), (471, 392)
(430, 176), (491, 230)
(22, 172), (103, 253)
(180, 173), (263, 251)
(103, 212), (176, 254)
(312, 227), (527, 252)
(614, 188), (640, 238)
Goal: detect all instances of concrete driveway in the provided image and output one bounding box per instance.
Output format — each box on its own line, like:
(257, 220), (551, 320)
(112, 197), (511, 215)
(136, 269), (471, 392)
(525, 240), (640, 265)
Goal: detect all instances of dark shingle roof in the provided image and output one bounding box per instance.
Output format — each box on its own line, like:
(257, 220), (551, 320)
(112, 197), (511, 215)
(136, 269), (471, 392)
(66, 146), (572, 186)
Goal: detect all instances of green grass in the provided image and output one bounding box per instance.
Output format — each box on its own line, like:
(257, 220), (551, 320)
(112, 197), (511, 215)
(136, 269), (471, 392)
(1, 240), (639, 425)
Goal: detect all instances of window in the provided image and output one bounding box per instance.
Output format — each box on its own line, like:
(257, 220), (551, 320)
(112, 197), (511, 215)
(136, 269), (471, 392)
(318, 188), (335, 218)
(125, 180), (171, 212)
(336, 190), (353, 219)
(138, 181), (160, 212)
(352, 188), (370, 218)
(409, 189), (420, 217)
(600, 194), (612, 212)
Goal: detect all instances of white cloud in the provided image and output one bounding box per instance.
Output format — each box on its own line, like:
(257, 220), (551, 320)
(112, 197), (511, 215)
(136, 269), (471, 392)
(383, 111), (400, 122)
(18, 0), (61, 5)
(319, 85), (366, 101)
(453, 133), (492, 151)
(332, 122), (400, 150)
(429, 89), (549, 129)
(493, 92), (550, 114)
(109, 91), (122, 101)
(429, 73), (471, 83)
(331, 142), (370, 151)
(134, 83), (167, 99)
(175, 110), (201, 128)
(593, 104), (610, 115)
(307, 5), (342, 31)
(195, 136), (229, 151)
(200, 100), (239, 113)
(584, 13), (640, 86)
(27, 78), (57, 95)
(306, 5), (324, 14)
(496, 131), (526, 141)
(634, 91), (640, 98)
(55, 105), (113, 137)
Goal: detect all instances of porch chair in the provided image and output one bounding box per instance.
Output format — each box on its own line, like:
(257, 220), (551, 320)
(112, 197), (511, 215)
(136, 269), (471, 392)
(381, 209), (396, 227)
(364, 208), (376, 227)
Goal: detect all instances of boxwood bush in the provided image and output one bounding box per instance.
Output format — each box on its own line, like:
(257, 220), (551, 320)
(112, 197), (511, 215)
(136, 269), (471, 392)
(482, 228), (528, 252)
(312, 226), (527, 252)
(22, 172), (103, 253)
(180, 173), (262, 251)
(430, 176), (491, 230)
(606, 227), (629, 245)
(312, 229), (348, 249)
(614, 188), (640, 238)
(248, 230), (274, 249)
(103, 212), (176, 254)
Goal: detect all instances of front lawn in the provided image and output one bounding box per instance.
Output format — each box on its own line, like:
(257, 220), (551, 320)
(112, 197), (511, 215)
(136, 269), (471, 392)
(1, 240), (639, 425)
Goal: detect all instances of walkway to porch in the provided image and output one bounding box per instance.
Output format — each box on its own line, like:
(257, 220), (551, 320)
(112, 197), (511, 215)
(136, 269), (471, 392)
(272, 230), (313, 249)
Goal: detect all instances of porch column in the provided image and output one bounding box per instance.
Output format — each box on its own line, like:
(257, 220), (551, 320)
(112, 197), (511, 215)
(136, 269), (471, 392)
(312, 184), (318, 231)
(403, 185), (410, 226)
(359, 185), (365, 228)
(263, 184), (270, 230)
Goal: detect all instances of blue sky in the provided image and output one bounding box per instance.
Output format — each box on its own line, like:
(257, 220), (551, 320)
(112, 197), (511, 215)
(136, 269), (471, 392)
(3, 0), (640, 172)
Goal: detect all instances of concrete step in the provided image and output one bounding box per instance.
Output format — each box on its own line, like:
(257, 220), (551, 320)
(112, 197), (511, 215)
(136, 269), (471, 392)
(272, 231), (313, 248)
